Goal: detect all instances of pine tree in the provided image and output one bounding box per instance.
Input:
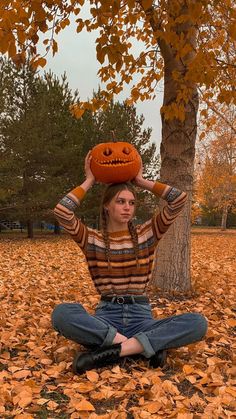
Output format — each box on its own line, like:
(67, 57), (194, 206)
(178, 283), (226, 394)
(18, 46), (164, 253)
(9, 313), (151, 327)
(0, 59), (83, 237)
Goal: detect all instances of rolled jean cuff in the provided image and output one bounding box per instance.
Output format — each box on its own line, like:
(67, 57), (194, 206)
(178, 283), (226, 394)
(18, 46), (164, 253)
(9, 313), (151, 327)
(101, 325), (117, 348)
(134, 332), (156, 358)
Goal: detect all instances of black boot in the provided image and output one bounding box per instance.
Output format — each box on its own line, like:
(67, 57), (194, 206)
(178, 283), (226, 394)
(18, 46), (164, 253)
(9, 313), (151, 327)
(72, 343), (122, 374)
(149, 350), (167, 368)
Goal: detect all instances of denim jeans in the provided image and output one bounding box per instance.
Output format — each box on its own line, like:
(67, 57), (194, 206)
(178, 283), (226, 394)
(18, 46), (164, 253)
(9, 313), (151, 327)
(52, 300), (207, 358)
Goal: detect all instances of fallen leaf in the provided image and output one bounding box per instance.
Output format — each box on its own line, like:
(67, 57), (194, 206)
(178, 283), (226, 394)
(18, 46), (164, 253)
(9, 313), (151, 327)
(86, 370), (99, 383)
(71, 398), (95, 411)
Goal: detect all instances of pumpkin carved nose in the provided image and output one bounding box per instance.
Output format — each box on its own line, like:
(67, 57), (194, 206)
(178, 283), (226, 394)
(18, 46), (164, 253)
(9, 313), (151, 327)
(103, 148), (112, 156)
(123, 147), (131, 155)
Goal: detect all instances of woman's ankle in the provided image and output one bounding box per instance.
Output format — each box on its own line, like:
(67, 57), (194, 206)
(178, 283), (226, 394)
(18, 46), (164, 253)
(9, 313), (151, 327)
(120, 337), (144, 357)
(112, 332), (128, 344)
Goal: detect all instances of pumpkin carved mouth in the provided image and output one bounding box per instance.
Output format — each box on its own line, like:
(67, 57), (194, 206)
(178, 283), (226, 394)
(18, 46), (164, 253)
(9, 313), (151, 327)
(94, 159), (134, 166)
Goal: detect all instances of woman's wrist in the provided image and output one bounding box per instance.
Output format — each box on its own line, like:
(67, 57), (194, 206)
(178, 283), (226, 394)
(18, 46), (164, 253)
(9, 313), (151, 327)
(80, 177), (95, 192)
(135, 178), (155, 191)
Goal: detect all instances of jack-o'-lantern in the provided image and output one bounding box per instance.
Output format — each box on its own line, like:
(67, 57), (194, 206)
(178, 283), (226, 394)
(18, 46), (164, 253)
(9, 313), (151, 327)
(90, 141), (141, 184)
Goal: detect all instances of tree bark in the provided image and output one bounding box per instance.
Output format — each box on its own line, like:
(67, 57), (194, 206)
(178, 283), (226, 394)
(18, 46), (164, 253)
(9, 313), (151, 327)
(54, 220), (61, 235)
(152, 93), (198, 294)
(221, 205), (228, 230)
(27, 219), (34, 238)
(150, 4), (199, 293)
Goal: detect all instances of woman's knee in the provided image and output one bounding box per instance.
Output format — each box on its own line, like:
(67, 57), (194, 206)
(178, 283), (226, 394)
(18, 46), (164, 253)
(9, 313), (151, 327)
(51, 302), (84, 330)
(190, 312), (208, 340)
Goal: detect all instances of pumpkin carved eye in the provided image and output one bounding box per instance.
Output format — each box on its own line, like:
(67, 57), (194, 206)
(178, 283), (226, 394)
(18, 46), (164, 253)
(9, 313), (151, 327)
(123, 147), (131, 155)
(103, 147), (112, 156)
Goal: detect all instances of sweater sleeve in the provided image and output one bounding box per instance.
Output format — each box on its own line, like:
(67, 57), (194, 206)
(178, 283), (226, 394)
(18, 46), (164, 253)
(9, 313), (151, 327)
(53, 186), (88, 252)
(151, 182), (187, 241)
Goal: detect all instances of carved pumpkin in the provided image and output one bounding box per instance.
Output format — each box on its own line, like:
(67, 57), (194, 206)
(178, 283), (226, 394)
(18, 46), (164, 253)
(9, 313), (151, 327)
(90, 141), (141, 183)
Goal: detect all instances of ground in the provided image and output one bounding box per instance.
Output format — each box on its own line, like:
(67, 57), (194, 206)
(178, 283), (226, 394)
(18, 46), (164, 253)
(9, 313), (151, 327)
(0, 229), (235, 418)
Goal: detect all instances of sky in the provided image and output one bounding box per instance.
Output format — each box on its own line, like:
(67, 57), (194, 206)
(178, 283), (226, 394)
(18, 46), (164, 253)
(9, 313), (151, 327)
(40, 17), (163, 152)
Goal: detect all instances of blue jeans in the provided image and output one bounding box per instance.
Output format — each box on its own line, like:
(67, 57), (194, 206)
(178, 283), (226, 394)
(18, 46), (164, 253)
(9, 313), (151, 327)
(52, 300), (207, 358)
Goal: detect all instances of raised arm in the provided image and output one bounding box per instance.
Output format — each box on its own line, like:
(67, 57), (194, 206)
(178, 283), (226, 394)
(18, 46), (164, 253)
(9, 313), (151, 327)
(53, 153), (95, 251)
(133, 164), (187, 241)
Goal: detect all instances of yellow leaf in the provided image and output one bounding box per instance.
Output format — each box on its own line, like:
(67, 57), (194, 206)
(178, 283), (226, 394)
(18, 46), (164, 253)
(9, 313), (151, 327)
(131, 88), (140, 100)
(228, 23), (236, 40)
(47, 400), (58, 410)
(75, 382), (95, 393)
(145, 401), (162, 413)
(183, 364), (195, 375)
(162, 380), (180, 395)
(73, 107), (85, 118)
(186, 375), (196, 384)
(60, 18), (70, 29)
(31, 57), (47, 69)
(18, 395), (32, 408)
(123, 380), (137, 391)
(36, 398), (49, 405)
(226, 318), (236, 327)
(40, 358), (53, 365)
(52, 39), (58, 56)
(86, 370), (99, 382)
(141, 0), (153, 11)
(71, 399), (95, 411)
(225, 387), (236, 397)
(13, 370), (32, 379)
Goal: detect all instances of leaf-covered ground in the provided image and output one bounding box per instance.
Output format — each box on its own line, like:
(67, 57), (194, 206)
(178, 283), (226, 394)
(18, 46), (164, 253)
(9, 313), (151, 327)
(0, 229), (235, 419)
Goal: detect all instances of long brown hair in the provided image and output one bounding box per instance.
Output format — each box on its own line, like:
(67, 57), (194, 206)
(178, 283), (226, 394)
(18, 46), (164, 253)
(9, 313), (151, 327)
(99, 182), (139, 269)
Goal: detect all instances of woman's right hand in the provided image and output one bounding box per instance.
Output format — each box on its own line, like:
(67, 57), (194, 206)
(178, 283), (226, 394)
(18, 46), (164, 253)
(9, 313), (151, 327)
(84, 151), (95, 183)
(133, 158), (145, 187)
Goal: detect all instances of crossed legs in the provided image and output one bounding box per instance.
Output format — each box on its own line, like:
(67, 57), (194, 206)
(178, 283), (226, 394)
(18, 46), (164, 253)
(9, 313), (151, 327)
(52, 302), (207, 358)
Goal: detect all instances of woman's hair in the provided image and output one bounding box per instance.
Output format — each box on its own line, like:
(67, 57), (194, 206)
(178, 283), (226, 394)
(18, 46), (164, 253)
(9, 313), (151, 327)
(99, 182), (139, 269)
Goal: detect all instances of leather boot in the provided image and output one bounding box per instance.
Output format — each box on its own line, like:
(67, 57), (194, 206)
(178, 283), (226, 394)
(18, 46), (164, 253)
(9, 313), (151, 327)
(149, 350), (167, 368)
(73, 343), (122, 374)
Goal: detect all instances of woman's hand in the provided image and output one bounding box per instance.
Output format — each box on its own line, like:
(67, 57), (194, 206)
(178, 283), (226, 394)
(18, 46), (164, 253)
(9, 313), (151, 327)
(133, 158), (155, 191)
(84, 151), (95, 183)
(133, 158), (145, 188)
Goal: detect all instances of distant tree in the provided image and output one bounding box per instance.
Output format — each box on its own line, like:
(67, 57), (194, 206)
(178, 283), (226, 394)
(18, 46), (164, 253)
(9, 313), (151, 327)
(196, 106), (236, 229)
(0, 58), (82, 237)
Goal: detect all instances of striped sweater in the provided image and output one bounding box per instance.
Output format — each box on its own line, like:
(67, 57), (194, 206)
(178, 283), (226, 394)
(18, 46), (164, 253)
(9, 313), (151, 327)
(54, 182), (187, 296)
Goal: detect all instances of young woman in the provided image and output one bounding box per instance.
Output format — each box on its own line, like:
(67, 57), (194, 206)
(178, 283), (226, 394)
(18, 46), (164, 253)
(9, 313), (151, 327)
(52, 153), (207, 374)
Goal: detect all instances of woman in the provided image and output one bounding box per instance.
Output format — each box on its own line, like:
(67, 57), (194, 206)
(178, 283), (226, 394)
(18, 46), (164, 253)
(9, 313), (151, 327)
(52, 153), (207, 374)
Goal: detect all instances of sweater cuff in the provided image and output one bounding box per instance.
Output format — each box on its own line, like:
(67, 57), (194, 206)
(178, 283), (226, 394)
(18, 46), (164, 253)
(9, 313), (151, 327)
(70, 186), (86, 201)
(152, 182), (169, 198)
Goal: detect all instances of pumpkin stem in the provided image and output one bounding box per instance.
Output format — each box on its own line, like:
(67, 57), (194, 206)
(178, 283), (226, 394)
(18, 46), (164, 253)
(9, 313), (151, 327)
(111, 130), (116, 142)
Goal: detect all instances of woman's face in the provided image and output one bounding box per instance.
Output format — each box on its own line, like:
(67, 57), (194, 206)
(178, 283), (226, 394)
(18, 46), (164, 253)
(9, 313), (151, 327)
(105, 189), (136, 228)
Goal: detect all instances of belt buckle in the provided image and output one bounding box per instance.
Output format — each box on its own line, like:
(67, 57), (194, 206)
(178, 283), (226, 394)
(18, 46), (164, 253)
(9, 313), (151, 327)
(116, 296), (125, 304)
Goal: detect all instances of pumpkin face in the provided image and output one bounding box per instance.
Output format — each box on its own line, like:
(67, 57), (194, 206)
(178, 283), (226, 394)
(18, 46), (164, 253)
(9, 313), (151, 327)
(90, 141), (141, 184)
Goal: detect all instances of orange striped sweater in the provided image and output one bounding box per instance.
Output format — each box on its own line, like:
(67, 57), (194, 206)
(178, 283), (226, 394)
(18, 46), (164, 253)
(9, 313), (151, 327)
(54, 182), (187, 296)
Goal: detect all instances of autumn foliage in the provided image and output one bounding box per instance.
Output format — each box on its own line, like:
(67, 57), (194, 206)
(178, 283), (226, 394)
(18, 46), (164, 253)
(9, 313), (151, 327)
(0, 1), (235, 117)
(0, 230), (235, 418)
(195, 105), (236, 228)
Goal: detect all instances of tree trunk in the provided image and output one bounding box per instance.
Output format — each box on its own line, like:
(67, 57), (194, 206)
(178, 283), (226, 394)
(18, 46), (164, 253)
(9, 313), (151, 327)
(152, 93), (198, 294)
(151, 4), (199, 293)
(54, 220), (61, 235)
(221, 205), (228, 230)
(27, 219), (34, 238)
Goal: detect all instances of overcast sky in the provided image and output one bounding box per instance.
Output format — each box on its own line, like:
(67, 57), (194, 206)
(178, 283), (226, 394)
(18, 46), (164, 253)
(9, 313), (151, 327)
(40, 18), (163, 151)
